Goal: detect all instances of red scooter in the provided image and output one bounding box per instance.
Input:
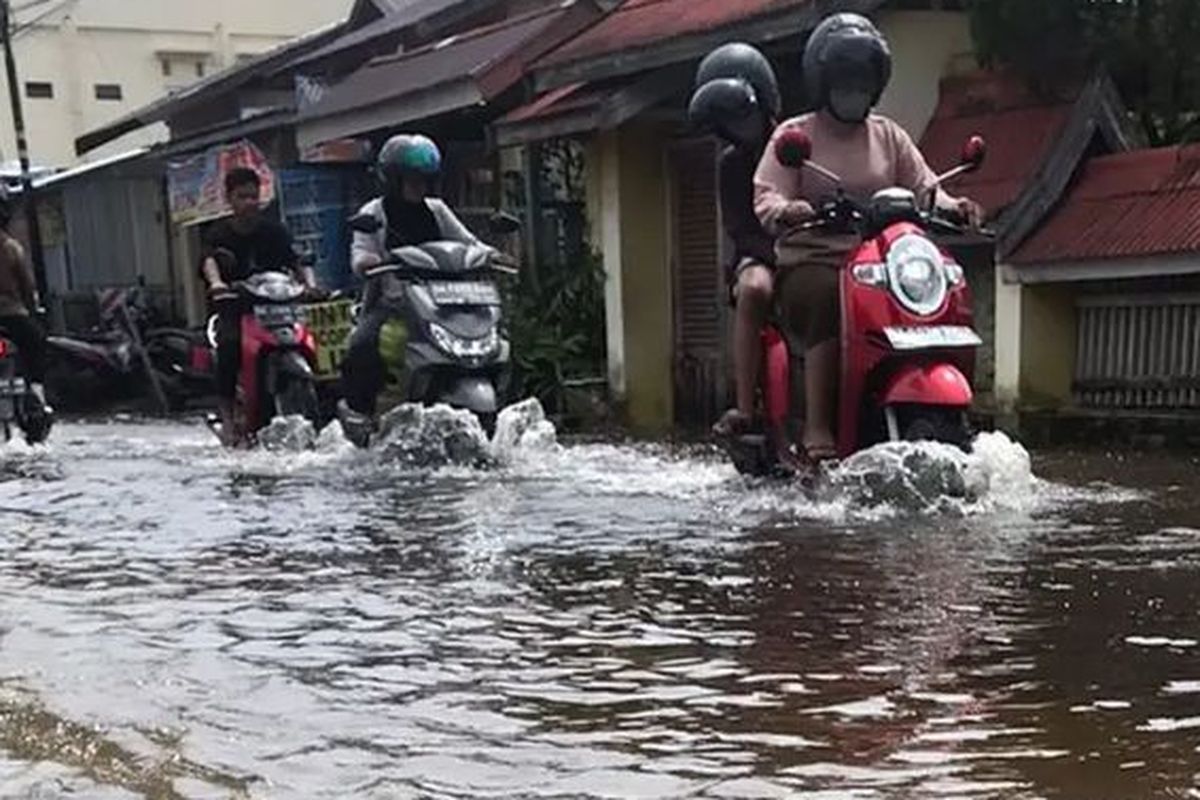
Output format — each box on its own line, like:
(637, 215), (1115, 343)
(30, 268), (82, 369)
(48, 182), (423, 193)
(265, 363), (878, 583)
(728, 130), (988, 477)
(208, 271), (320, 444)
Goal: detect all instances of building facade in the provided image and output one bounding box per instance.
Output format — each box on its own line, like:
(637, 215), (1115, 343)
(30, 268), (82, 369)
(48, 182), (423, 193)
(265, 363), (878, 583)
(0, 0), (352, 167)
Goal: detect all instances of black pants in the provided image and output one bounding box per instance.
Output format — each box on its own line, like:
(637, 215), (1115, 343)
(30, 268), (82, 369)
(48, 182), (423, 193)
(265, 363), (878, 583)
(0, 314), (46, 383)
(214, 305), (243, 401)
(340, 309), (389, 415)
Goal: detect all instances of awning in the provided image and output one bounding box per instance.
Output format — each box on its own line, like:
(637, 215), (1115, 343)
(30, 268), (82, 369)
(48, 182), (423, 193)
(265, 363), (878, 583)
(33, 148), (153, 190)
(493, 67), (685, 147)
(296, 1), (599, 150)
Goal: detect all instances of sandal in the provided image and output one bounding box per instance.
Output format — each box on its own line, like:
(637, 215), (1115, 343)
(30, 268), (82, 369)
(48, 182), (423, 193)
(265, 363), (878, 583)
(802, 440), (839, 464)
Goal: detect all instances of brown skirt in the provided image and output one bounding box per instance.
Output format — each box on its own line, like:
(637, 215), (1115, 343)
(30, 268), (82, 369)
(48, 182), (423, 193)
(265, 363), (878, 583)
(774, 233), (855, 350)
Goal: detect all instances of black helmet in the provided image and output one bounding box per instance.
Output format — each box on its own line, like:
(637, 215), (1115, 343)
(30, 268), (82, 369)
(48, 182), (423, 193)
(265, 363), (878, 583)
(377, 133), (442, 196)
(694, 42), (781, 120)
(803, 13), (892, 120)
(688, 78), (760, 143)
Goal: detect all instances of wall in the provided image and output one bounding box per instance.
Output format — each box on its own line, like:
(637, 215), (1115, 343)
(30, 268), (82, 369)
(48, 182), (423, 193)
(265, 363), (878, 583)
(617, 122), (672, 433)
(1018, 283), (1077, 408)
(993, 267), (1022, 418)
(876, 10), (975, 139)
(592, 123), (674, 433)
(0, 0), (352, 167)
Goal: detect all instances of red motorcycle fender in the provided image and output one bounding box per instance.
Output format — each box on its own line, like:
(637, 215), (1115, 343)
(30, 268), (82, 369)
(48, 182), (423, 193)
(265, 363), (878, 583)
(882, 363), (973, 407)
(761, 327), (791, 428)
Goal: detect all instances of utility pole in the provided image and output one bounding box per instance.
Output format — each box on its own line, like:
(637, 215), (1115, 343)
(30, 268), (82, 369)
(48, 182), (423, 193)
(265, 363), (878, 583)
(1, 0), (49, 302)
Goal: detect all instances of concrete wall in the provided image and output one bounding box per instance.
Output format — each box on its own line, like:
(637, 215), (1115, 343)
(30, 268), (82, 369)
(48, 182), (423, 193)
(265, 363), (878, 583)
(993, 267), (1022, 417)
(0, 0), (352, 167)
(592, 123), (674, 434)
(1018, 284), (1077, 408)
(876, 10), (975, 139)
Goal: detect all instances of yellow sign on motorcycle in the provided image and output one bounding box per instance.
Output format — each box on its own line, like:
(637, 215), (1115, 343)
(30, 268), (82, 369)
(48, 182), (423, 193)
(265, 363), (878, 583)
(302, 299), (355, 380)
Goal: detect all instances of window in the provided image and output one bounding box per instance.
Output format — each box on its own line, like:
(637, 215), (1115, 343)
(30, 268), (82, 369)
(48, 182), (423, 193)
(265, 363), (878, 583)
(161, 58), (172, 77)
(94, 84), (123, 101)
(25, 82), (53, 99)
(195, 60), (205, 78)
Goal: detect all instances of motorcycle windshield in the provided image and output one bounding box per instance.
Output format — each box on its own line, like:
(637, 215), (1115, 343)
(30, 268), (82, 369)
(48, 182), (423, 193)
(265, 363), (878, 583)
(390, 242), (494, 274)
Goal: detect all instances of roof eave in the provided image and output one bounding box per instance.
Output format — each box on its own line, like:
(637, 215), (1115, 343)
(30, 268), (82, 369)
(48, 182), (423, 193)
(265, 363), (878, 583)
(1006, 251), (1200, 284)
(997, 70), (1139, 257)
(296, 78), (481, 150)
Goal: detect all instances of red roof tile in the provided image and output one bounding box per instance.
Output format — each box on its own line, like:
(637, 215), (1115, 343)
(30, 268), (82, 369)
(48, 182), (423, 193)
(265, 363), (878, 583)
(540, 0), (808, 67)
(919, 72), (1077, 216)
(1011, 145), (1200, 265)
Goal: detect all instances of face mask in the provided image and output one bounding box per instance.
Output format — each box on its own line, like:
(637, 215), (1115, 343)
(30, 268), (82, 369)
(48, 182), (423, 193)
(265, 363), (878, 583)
(828, 88), (873, 124)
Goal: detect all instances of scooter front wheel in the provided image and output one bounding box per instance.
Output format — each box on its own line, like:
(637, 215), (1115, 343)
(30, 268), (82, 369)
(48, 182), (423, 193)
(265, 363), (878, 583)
(895, 406), (973, 451)
(275, 378), (320, 424)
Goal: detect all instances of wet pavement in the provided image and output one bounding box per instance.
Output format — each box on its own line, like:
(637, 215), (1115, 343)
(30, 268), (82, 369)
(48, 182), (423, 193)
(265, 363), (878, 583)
(0, 406), (1198, 799)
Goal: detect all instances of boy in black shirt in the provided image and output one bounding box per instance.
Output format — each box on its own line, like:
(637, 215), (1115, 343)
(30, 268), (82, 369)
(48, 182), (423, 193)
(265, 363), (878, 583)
(200, 168), (317, 444)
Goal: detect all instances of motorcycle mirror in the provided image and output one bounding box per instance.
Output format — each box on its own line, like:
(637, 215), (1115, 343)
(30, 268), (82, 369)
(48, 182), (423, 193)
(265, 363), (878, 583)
(961, 135), (987, 172)
(774, 125), (812, 168)
(348, 213), (382, 234)
(488, 211), (521, 236)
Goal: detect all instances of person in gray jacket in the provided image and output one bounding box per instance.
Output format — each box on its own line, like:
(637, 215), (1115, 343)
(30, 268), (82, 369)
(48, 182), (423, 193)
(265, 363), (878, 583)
(338, 134), (481, 431)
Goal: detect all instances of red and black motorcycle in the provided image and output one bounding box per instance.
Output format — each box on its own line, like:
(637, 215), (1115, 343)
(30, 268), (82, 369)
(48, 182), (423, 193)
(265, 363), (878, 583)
(729, 129), (988, 476)
(0, 334), (52, 445)
(207, 271), (320, 443)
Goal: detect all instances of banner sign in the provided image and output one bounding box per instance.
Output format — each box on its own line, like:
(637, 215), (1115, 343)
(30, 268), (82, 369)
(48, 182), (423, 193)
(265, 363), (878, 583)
(167, 140), (276, 227)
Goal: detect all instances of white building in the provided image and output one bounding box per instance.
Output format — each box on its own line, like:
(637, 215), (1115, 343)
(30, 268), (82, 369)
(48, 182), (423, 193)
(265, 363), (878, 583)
(0, 0), (352, 167)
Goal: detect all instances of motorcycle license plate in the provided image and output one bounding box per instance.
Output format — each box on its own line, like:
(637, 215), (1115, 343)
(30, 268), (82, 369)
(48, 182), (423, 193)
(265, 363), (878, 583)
(884, 325), (982, 351)
(255, 305), (299, 327)
(427, 281), (500, 306)
(0, 377), (26, 397)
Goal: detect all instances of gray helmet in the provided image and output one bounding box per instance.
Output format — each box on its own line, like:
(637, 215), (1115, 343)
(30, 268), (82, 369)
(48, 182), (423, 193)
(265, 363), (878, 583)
(803, 13), (892, 109)
(377, 133), (442, 196)
(694, 42), (781, 120)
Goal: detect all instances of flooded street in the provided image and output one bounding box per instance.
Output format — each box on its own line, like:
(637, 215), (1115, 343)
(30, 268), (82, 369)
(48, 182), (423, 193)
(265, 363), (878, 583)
(0, 411), (1198, 799)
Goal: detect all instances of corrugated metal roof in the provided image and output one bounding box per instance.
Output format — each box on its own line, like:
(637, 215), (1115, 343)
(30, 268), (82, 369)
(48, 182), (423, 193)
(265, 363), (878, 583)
(300, 6), (573, 122)
(293, 0), (481, 68)
(1012, 145), (1200, 265)
(539, 0), (809, 68)
(919, 72), (1076, 217)
(498, 82), (607, 124)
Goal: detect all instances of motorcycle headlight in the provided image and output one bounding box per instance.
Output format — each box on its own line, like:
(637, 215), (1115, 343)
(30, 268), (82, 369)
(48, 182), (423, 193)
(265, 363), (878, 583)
(886, 233), (948, 316)
(428, 323), (500, 360)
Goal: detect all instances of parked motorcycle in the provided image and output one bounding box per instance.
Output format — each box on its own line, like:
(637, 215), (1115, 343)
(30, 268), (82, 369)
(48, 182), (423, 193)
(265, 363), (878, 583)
(0, 334), (52, 445)
(206, 271), (321, 444)
(144, 325), (215, 410)
(339, 212), (519, 446)
(44, 287), (170, 413)
(727, 130), (988, 477)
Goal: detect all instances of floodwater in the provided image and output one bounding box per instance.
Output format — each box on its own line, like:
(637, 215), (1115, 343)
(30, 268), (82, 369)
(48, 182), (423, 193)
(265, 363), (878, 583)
(0, 402), (1198, 799)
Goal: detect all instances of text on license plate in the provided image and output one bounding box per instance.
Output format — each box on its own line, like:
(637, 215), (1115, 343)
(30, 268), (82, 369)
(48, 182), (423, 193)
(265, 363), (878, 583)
(884, 325), (982, 351)
(255, 305), (299, 326)
(427, 281), (500, 306)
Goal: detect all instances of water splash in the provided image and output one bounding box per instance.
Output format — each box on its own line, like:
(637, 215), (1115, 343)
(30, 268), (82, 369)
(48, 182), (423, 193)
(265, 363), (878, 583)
(491, 398), (559, 461)
(373, 403), (494, 468)
(257, 416), (318, 452)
